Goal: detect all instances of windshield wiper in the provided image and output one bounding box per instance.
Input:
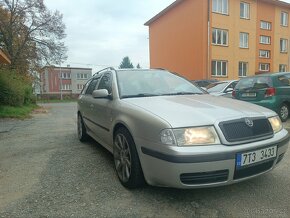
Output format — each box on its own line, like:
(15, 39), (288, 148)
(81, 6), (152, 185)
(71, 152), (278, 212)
(121, 93), (160, 99)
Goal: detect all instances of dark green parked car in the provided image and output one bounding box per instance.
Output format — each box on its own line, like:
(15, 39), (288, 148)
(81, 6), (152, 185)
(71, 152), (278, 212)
(232, 72), (290, 122)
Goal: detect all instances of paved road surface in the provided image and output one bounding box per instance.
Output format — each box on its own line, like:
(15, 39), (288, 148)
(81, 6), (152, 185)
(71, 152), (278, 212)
(0, 103), (289, 217)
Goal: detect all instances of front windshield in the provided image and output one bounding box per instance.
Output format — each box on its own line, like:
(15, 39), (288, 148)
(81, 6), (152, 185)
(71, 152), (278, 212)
(116, 70), (204, 98)
(206, 82), (228, 93)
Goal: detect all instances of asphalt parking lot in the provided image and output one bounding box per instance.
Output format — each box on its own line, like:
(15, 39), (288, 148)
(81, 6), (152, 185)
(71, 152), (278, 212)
(0, 102), (289, 218)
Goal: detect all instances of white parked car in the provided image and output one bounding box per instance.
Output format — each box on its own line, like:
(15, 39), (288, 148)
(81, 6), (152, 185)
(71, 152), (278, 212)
(206, 80), (238, 98)
(77, 68), (289, 189)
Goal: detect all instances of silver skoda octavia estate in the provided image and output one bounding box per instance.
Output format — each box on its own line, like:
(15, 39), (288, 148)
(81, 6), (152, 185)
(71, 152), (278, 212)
(77, 68), (289, 189)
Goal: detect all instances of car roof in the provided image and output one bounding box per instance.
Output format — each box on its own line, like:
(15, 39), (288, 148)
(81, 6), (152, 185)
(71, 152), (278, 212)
(244, 72), (290, 78)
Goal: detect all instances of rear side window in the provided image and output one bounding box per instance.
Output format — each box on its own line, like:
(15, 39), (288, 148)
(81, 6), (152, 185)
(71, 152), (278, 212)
(236, 76), (273, 90)
(277, 75), (290, 86)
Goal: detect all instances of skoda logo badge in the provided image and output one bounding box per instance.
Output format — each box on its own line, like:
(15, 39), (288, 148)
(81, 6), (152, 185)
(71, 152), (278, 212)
(245, 118), (254, 127)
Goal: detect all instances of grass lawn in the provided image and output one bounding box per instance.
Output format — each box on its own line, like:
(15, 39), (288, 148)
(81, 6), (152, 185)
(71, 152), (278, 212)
(37, 99), (77, 103)
(0, 104), (38, 119)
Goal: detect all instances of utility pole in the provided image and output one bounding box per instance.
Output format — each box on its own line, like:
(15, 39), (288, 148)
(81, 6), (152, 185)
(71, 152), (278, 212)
(59, 61), (63, 100)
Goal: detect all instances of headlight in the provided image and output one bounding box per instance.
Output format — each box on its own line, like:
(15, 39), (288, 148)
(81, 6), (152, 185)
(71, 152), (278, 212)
(160, 129), (176, 145)
(160, 126), (220, 146)
(268, 116), (282, 133)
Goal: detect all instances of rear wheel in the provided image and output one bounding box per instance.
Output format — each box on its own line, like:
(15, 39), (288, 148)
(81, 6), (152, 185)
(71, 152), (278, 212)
(279, 103), (289, 122)
(113, 127), (145, 189)
(77, 114), (89, 142)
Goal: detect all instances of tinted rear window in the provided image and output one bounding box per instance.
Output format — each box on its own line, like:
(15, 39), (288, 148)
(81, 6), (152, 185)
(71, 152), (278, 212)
(235, 76), (273, 90)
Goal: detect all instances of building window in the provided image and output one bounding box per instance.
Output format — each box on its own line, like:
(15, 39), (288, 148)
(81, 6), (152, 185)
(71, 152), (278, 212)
(239, 62), (248, 77)
(260, 21), (271, 30)
(281, 12), (288, 27)
(61, 72), (71, 79)
(212, 0), (228, 15)
(240, 32), (249, 48)
(279, 64), (287, 72)
(280, 38), (288, 53)
(77, 84), (85, 90)
(240, 2), (250, 19)
(260, 35), (271, 44)
(212, 28), (228, 46)
(212, 60), (228, 76)
(259, 50), (270, 58)
(77, 73), (88, 79)
(259, 63), (270, 72)
(60, 84), (71, 90)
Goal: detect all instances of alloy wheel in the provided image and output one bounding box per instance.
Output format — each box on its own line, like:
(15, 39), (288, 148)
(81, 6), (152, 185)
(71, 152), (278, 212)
(280, 105), (289, 121)
(114, 133), (132, 183)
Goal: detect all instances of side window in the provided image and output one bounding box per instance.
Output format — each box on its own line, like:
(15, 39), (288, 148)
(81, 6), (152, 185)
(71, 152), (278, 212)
(81, 80), (92, 95)
(225, 82), (236, 92)
(278, 76), (290, 86)
(85, 78), (100, 95)
(97, 73), (112, 94)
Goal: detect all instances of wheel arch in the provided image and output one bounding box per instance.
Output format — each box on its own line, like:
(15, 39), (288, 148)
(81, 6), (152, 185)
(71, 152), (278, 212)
(283, 101), (290, 109)
(113, 122), (134, 139)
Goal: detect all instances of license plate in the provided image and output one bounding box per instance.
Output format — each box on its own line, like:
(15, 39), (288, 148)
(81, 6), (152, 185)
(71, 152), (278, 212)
(241, 92), (256, 97)
(236, 146), (277, 167)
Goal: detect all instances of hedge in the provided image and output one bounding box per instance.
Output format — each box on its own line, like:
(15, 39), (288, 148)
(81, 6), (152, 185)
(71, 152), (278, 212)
(0, 68), (35, 106)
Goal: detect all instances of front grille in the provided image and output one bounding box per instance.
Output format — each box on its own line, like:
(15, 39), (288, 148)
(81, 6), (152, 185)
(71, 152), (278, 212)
(234, 160), (274, 180)
(180, 170), (229, 185)
(219, 118), (273, 143)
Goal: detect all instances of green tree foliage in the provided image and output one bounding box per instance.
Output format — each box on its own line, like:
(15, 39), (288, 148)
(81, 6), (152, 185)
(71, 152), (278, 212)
(0, 68), (35, 106)
(136, 63), (141, 69)
(119, 56), (134, 69)
(0, 0), (67, 73)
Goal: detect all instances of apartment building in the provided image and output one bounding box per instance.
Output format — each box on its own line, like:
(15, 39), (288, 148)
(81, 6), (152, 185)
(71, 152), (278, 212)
(40, 66), (92, 98)
(145, 0), (290, 80)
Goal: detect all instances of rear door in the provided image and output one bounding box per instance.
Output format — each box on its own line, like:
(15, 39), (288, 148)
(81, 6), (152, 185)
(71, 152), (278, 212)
(80, 77), (101, 132)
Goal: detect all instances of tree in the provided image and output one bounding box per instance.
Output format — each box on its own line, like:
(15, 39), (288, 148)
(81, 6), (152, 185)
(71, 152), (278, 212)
(136, 63), (141, 69)
(119, 56), (134, 69)
(0, 0), (67, 73)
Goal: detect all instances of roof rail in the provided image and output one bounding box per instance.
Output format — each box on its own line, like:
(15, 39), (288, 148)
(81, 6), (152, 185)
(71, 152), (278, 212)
(93, 67), (116, 76)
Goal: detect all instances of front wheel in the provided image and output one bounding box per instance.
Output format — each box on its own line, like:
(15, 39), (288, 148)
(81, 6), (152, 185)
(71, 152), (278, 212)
(77, 114), (89, 142)
(113, 127), (145, 189)
(279, 103), (289, 122)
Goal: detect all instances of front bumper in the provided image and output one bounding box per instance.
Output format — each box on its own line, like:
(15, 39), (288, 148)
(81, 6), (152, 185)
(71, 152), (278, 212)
(137, 129), (289, 189)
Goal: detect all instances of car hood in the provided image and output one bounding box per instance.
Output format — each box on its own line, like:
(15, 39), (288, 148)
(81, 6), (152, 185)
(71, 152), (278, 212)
(123, 94), (275, 128)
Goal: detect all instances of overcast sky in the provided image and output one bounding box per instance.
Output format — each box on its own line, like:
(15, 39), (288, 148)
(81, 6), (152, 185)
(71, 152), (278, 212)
(45, 0), (175, 72)
(45, 0), (290, 72)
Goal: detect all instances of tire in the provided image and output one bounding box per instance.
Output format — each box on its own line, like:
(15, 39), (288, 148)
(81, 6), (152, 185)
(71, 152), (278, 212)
(77, 113), (89, 142)
(113, 127), (145, 189)
(279, 103), (289, 122)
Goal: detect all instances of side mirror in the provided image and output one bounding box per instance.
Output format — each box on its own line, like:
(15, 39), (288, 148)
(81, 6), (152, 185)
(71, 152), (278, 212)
(92, 89), (111, 99)
(225, 88), (233, 93)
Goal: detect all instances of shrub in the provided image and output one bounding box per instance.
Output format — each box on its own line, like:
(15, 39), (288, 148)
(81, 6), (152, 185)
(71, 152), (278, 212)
(0, 68), (35, 106)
